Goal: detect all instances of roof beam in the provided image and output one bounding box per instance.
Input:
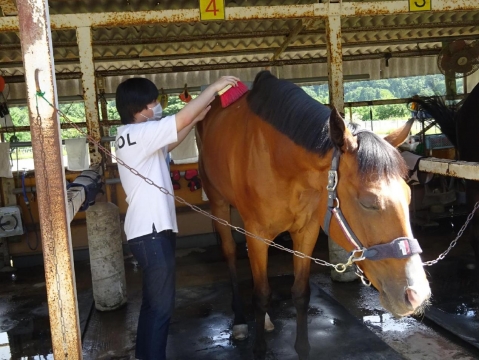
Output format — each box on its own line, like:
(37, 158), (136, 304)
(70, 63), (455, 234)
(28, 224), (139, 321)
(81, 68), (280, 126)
(1, 1), (479, 31)
(271, 19), (309, 61)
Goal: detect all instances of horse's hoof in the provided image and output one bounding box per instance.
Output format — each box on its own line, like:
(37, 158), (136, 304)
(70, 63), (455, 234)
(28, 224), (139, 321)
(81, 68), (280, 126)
(295, 341), (311, 360)
(232, 324), (249, 340)
(253, 339), (267, 359)
(264, 312), (275, 332)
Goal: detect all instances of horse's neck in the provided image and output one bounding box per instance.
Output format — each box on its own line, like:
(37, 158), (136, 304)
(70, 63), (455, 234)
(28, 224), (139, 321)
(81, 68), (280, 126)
(258, 122), (331, 190)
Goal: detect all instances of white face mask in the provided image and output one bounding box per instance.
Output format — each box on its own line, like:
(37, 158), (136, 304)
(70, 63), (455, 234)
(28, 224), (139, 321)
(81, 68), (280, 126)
(140, 103), (163, 121)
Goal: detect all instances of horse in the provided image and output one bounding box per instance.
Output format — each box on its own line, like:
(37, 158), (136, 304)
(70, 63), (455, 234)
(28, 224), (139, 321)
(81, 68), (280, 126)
(410, 83), (479, 267)
(196, 70), (431, 359)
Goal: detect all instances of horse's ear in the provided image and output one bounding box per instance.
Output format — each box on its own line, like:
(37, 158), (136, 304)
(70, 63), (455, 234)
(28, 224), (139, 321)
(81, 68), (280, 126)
(383, 118), (415, 148)
(329, 107), (357, 152)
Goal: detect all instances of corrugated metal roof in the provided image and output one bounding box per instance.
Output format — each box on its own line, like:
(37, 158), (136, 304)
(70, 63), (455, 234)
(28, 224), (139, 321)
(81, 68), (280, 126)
(1, 1), (478, 101)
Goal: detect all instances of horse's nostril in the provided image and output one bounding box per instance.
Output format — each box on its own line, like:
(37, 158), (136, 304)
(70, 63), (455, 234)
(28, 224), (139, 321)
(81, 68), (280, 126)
(405, 287), (422, 309)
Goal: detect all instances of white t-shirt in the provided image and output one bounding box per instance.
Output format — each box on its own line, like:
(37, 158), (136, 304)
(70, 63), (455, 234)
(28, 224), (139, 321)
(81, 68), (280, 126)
(115, 115), (179, 240)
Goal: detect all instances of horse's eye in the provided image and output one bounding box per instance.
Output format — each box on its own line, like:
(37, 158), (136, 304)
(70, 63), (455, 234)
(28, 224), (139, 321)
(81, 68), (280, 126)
(359, 198), (381, 211)
(359, 192), (381, 211)
(360, 202), (380, 211)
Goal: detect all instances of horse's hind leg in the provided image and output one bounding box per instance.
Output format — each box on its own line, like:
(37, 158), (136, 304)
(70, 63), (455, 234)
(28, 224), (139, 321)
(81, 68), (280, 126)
(210, 197), (248, 339)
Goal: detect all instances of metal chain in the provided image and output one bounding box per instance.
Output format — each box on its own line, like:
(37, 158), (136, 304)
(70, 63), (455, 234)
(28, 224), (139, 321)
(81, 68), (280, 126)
(37, 93), (346, 270)
(423, 201), (479, 266)
(34, 92), (69, 357)
(36, 92), (477, 272)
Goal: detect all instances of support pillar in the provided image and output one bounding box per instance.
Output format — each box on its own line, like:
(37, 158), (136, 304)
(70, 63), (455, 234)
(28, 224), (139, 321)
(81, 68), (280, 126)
(326, 8), (356, 282)
(17, 0), (82, 358)
(326, 10), (344, 112)
(77, 26), (102, 166)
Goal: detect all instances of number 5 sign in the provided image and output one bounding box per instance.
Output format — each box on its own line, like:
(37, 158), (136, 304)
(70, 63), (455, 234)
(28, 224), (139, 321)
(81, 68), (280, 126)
(200, 0), (225, 20)
(409, 0), (431, 11)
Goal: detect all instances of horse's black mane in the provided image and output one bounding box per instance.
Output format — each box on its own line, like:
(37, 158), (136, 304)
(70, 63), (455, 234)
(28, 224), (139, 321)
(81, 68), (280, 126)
(408, 95), (457, 146)
(246, 71), (407, 180)
(409, 81), (479, 149)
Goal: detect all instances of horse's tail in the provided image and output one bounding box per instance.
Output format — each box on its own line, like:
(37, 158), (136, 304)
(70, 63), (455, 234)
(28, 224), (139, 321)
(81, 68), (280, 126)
(408, 95), (457, 147)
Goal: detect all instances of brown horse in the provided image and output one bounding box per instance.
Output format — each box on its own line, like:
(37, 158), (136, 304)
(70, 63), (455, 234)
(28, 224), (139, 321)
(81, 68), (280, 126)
(196, 71), (431, 359)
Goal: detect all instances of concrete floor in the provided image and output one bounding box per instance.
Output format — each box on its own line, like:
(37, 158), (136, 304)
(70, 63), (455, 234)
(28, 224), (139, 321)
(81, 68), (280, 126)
(2, 217), (479, 360)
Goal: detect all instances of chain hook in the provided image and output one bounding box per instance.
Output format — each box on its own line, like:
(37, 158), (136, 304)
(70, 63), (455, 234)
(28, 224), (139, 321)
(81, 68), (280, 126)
(333, 249), (366, 273)
(354, 264), (372, 286)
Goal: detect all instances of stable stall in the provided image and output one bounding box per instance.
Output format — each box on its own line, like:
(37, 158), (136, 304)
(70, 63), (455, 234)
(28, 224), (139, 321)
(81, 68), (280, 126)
(1, 0), (479, 359)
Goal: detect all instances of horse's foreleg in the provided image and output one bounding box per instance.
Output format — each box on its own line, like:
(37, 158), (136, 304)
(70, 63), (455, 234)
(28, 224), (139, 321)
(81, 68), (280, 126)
(211, 199), (248, 339)
(291, 232), (317, 360)
(246, 235), (271, 357)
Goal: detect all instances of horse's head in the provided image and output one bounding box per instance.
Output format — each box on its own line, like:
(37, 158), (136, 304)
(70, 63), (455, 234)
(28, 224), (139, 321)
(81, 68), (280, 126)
(326, 109), (430, 317)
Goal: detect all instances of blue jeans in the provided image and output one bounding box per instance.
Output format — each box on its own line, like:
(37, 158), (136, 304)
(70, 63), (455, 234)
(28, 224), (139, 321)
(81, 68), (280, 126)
(128, 230), (176, 360)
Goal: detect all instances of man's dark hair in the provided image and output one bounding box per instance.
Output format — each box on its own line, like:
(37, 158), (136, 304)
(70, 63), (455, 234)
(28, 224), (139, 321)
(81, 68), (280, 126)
(116, 78), (159, 124)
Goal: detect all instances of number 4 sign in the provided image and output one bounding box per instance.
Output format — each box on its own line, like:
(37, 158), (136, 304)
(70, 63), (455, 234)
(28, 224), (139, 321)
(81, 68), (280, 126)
(200, 0), (225, 20)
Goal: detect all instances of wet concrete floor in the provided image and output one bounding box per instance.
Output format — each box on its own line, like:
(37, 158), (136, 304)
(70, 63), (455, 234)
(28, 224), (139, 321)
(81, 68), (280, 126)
(2, 218), (479, 359)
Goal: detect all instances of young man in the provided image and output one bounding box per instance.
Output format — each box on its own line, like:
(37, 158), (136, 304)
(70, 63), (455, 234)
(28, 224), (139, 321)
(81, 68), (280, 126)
(115, 76), (240, 360)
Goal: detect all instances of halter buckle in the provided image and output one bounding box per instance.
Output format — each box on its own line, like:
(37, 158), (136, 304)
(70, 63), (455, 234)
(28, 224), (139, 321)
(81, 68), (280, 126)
(326, 170), (338, 191)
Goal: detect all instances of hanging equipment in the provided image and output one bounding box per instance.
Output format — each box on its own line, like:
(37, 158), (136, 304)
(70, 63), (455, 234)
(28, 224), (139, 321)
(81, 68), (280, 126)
(158, 88), (169, 109)
(179, 83), (192, 103)
(0, 76), (9, 119)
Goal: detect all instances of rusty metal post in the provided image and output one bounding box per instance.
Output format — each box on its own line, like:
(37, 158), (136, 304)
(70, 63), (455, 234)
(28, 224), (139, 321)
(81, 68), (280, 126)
(97, 76), (112, 166)
(326, 10), (344, 113)
(77, 26), (102, 166)
(326, 9), (356, 282)
(16, 0), (83, 359)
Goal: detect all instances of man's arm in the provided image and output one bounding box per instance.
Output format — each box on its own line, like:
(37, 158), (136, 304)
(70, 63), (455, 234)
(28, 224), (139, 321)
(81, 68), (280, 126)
(174, 76), (239, 132)
(168, 105), (211, 152)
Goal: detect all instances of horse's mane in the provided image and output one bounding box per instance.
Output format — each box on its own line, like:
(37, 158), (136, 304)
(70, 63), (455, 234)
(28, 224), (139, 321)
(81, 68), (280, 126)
(246, 71), (407, 180)
(408, 82), (479, 160)
(247, 70), (333, 155)
(407, 95), (457, 146)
